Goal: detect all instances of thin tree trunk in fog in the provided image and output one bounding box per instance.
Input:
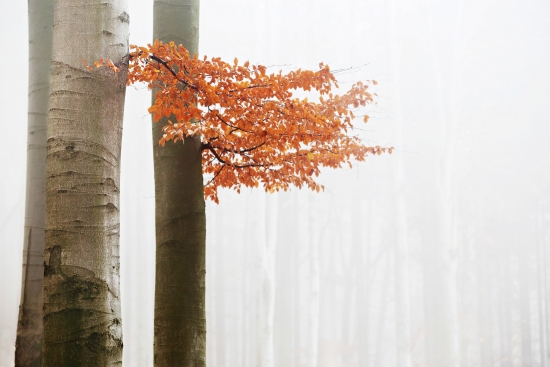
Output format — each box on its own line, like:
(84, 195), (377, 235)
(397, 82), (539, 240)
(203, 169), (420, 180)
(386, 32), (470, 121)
(537, 206), (549, 367)
(207, 211), (226, 366)
(324, 213), (338, 362)
(293, 191), (303, 367)
(307, 195), (320, 367)
(243, 194), (259, 367)
(476, 241), (493, 367)
(421, 219), (460, 367)
(355, 200), (371, 367)
(352, 196), (368, 365)
(393, 196), (412, 367)
(258, 194), (277, 367)
(215, 217), (226, 367)
(498, 242), (513, 367)
(16, 1), (53, 365)
(340, 221), (355, 367)
(544, 203), (550, 366)
(422, 7), (461, 366)
(374, 250), (391, 367)
(152, 1), (206, 366)
(388, 2), (412, 364)
(462, 234), (479, 364)
(518, 244), (533, 366)
(536, 216), (548, 367)
(242, 203), (250, 367)
(43, 0), (128, 365)
(206, 210), (216, 366)
(274, 193), (294, 367)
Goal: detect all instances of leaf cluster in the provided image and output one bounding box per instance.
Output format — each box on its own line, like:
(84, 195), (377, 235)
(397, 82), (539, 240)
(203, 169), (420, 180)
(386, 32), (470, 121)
(96, 40), (391, 202)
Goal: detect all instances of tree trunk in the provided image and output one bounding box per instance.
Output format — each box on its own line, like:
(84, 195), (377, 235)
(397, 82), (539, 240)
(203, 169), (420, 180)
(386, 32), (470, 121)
(207, 210), (226, 367)
(373, 250), (390, 367)
(421, 6), (461, 366)
(242, 198), (254, 367)
(393, 196), (412, 367)
(307, 194), (320, 367)
(43, 0), (128, 365)
(476, 242), (493, 367)
(537, 207), (549, 367)
(388, 2), (412, 363)
(152, 1), (206, 366)
(258, 194), (277, 367)
(16, 0), (54, 365)
(274, 192), (294, 367)
(292, 191), (303, 367)
(498, 240), (513, 367)
(519, 243), (533, 366)
(355, 199), (371, 367)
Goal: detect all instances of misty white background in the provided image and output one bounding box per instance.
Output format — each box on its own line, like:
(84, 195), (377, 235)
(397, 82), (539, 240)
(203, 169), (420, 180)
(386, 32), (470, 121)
(1, 0), (549, 366)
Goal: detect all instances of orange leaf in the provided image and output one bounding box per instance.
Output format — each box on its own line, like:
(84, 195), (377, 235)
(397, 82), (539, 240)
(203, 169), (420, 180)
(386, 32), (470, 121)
(118, 40), (391, 202)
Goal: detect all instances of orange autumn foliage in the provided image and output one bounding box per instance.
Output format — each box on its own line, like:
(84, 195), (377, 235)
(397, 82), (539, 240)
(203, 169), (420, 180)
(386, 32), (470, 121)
(95, 40), (392, 203)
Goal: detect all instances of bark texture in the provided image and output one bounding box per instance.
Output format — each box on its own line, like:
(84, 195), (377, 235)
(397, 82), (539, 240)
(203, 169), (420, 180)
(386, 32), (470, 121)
(15, 1), (54, 365)
(152, 1), (206, 366)
(43, 0), (128, 366)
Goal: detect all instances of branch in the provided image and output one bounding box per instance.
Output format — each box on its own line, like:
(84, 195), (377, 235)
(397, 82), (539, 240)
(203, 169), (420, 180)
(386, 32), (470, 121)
(217, 141), (266, 155)
(215, 113), (252, 134)
(149, 54), (198, 91)
(205, 165), (225, 187)
(232, 162), (272, 169)
(332, 62), (370, 74)
(228, 83), (272, 93)
(202, 143), (272, 169)
(202, 143), (226, 164)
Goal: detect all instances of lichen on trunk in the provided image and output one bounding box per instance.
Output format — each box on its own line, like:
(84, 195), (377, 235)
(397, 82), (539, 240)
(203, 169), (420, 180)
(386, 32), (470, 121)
(15, 1), (54, 365)
(43, 0), (128, 365)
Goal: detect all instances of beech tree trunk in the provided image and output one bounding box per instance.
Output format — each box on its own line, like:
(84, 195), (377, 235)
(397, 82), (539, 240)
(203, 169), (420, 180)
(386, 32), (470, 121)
(15, 1), (54, 365)
(152, 1), (206, 366)
(43, 0), (128, 365)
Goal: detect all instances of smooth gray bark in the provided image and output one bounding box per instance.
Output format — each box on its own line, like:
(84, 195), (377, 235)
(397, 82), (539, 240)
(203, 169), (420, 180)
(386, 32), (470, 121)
(15, 1), (54, 365)
(43, 0), (128, 365)
(152, 1), (206, 366)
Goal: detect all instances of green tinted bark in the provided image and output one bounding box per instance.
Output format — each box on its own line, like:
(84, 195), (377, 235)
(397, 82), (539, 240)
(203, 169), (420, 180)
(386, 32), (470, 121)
(15, 1), (54, 365)
(152, 1), (206, 366)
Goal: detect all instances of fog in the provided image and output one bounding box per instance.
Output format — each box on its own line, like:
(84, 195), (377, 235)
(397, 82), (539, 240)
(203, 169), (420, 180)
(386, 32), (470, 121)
(1, 0), (549, 366)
